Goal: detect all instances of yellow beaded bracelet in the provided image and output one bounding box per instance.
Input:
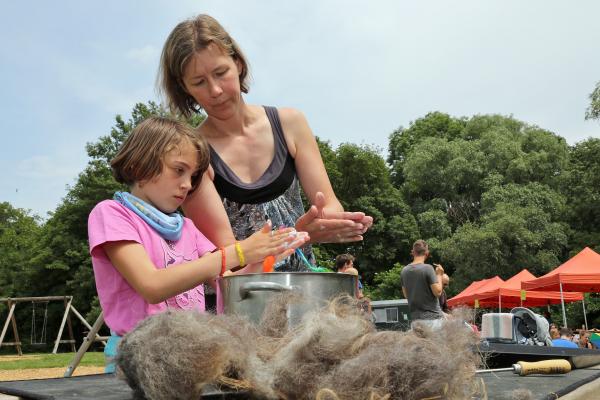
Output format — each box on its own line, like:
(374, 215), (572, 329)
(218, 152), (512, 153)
(235, 241), (246, 266)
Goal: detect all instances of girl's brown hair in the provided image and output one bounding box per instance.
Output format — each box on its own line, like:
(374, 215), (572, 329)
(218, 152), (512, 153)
(158, 14), (250, 118)
(111, 117), (209, 192)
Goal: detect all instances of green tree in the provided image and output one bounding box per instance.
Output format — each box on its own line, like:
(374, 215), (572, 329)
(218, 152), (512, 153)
(314, 141), (419, 283)
(585, 81), (600, 121)
(0, 203), (41, 296)
(389, 113), (571, 296)
(24, 102), (175, 325)
(364, 263), (404, 300)
(562, 138), (600, 253)
(388, 112), (466, 186)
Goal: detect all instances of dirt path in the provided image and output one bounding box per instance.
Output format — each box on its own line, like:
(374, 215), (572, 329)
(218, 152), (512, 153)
(0, 366), (104, 381)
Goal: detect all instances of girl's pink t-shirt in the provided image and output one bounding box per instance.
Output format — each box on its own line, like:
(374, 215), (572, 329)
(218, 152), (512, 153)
(88, 200), (215, 335)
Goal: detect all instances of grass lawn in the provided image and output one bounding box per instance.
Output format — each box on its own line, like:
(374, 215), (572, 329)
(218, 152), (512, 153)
(0, 352), (105, 370)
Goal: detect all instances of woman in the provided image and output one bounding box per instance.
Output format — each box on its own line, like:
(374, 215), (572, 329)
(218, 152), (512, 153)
(158, 14), (372, 271)
(578, 330), (595, 349)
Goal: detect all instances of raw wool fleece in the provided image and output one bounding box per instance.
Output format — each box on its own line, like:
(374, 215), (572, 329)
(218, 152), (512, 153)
(115, 311), (275, 400)
(267, 296), (377, 398)
(116, 296), (482, 400)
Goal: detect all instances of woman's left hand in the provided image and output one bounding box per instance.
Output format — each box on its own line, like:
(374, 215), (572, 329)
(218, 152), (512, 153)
(296, 192), (373, 243)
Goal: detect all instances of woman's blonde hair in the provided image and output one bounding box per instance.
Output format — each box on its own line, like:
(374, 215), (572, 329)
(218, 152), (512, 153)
(111, 117), (209, 192)
(158, 14), (250, 118)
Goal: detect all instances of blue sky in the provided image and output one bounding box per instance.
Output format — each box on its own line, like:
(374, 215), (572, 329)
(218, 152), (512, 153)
(1, 1), (599, 218)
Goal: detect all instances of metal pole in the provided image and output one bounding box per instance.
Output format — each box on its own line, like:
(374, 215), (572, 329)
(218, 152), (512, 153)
(582, 296), (589, 331)
(499, 294), (501, 313)
(560, 281), (567, 328)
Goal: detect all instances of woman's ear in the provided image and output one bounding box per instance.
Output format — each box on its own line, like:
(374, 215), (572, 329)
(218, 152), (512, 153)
(179, 79), (190, 95)
(235, 57), (244, 76)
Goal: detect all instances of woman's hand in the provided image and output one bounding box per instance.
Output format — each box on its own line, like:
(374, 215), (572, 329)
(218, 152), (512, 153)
(296, 192), (373, 243)
(239, 220), (309, 265)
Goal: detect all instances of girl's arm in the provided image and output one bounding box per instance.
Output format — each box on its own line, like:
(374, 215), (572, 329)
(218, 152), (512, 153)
(279, 107), (373, 243)
(182, 168), (236, 248)
(103, 223), (308, 304)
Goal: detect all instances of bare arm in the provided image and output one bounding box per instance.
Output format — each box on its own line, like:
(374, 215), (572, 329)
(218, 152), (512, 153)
(182, 168), (236, 247)
(103, 223), (308, 304)
(430, 264), (444, 298)
(279, 108), (373, 243)
(430, 280), (443, 298)
(402, 286), (408, 299)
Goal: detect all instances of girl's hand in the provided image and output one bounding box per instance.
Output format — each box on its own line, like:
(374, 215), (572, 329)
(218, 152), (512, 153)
(295, 192), (373, 243)
(239, 220), (309, 265)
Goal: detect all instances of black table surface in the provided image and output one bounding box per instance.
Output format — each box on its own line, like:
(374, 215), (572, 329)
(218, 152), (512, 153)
(0, 374), (250, 400)
(2, 368), (600, 400)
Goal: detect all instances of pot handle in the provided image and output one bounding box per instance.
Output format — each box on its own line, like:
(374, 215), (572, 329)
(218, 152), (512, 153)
(239, 282), (297, 299)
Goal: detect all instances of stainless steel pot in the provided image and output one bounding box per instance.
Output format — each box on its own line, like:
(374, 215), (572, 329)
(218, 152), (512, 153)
(218, 272), (357, 326)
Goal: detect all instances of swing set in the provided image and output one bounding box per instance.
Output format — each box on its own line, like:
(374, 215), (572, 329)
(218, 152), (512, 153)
(0, 296), (106, 356)
(30, 300), (49, 346)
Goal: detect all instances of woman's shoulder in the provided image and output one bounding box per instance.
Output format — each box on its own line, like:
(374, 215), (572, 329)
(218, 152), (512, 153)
(275, 106), (307, 125)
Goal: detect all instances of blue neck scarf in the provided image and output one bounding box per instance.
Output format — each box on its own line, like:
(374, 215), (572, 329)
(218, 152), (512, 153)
(114, 191), (184, 241)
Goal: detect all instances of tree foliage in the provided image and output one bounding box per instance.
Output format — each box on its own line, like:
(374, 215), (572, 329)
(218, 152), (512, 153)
(314, 141), (419, 282)
(5, 98), (600, 342)
(10, 102), (173, 341)
(562, 138), (600, 254)
(0, 203), (41, 296)
(585, 81), (600, 121)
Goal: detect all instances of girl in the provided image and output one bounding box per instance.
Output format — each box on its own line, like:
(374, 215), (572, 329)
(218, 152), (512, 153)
(88, 116), (308, 371)
(157, 14), (373, 271)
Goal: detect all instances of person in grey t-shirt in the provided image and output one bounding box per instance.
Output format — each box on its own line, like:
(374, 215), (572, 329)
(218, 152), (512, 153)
(401, 240), (445, 329)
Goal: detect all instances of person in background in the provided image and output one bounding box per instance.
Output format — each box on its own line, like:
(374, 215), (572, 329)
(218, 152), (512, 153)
(335, 253), (364, 299)
(549, 323), (560, 340)
(551, 328), (579, 348)
(88, 117), (309, 372)
(335, 253), (358, 275)
(578, 330), (595, 349)
(438, 273), (450, 314)
(572, 330), (581, 344)
(157, 14), (373, 272)
(401, 240), (445, 330)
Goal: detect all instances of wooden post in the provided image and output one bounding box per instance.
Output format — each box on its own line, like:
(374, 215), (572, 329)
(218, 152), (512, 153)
(64, 297), (76, 352)
(69, 305), (107, 346)
(0, 300), (21, 355)
(53, 297), (73, 354)
(0, 301), (15, 347)
(9, 299), (22, 356)
(64, 312), (105, 377)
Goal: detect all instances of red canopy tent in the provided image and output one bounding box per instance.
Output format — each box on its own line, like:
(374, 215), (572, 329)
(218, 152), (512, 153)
(521, 247), (600, 292)
(447, 276), (504, 308)
(521, 247), (600, 327)
(474, 269), (583, 309)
